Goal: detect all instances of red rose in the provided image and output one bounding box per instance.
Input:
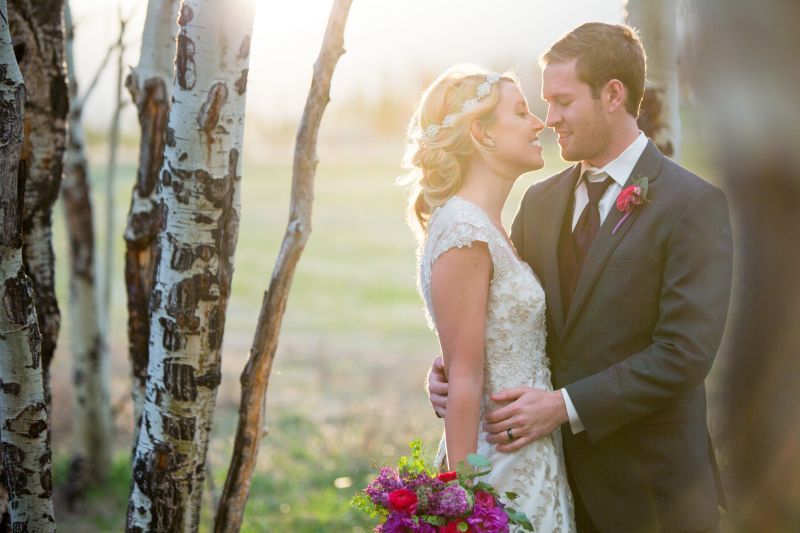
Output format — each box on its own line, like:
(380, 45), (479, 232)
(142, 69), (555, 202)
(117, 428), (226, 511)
(439, 518), (471, 533)
(437, 471), (458, 483)
(387, 488), (418, 514)
(616, 185), (640, 213)
(474, 490), (496, 508)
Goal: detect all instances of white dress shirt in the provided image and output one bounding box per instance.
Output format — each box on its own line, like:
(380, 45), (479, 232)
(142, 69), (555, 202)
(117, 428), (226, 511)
(559, 132), (649, 434)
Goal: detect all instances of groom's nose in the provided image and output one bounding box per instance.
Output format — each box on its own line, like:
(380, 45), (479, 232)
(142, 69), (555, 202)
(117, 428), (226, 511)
(545, 107), (560, 129)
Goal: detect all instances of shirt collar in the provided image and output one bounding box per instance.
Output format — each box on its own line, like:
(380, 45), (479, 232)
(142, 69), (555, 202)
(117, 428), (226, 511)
(578, 132), (648, 188)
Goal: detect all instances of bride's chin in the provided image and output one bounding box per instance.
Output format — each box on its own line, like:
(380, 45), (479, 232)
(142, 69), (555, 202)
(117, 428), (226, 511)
(523, 159), (545, 174)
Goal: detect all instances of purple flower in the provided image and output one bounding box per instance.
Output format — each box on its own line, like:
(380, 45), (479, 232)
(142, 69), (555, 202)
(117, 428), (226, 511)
(467, 503), (510, 532)
(413, 521), (438, 533)
(366, 467), (404, 507)
(429, 484), (471, 517)
(400, 471), (438, 492)
(378, 511), (415, 532)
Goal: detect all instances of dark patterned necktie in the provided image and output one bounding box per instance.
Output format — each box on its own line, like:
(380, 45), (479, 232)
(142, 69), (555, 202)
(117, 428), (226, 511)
(572, 172), (614, 268)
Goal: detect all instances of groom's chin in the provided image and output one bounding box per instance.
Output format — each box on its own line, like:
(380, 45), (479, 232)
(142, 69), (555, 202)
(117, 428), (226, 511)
(558, 149), (579, 163)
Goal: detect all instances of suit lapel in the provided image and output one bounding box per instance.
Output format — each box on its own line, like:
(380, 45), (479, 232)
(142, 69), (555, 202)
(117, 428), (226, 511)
(540, 164), (582, 342)
(561, 141), (666, 342)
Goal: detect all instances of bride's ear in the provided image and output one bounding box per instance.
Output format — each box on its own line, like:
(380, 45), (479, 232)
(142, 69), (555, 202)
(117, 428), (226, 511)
(470, 119), (496, 149)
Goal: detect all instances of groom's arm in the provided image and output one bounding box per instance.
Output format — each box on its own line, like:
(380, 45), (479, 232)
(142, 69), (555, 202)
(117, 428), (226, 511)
(565, 186), (733, 444)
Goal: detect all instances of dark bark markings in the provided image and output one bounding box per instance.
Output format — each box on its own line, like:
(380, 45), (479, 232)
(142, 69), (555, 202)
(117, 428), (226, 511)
(638, 87), (674, 157)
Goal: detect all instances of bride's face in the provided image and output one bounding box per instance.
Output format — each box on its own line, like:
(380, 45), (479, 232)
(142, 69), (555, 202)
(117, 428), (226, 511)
(483, 82), (546, 177)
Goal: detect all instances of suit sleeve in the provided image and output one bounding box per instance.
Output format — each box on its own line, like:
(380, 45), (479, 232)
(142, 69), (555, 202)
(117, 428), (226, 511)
(565, 186), (733, 443)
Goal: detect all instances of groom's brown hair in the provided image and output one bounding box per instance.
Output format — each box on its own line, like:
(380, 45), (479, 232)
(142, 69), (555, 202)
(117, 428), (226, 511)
(541, 22), (646, 118)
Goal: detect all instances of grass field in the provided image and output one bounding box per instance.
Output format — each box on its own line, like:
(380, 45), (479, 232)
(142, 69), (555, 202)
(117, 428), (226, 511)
(46, 116), (722, 531)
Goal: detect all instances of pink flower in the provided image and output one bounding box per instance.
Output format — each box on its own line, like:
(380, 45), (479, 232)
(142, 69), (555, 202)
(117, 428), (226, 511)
(616, 184), (644, 213)
(612, 177), (650, 235)
(467, 503), (510, 532)
(388, 488), (419, 514)
(474, 491), (496, 508)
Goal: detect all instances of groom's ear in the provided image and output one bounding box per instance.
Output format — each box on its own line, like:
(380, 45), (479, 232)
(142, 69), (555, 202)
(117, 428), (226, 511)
(605, 79), (627, 113)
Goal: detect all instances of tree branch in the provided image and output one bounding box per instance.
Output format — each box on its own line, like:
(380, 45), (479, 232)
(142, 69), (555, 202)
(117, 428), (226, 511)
(213, 1), (353, 531)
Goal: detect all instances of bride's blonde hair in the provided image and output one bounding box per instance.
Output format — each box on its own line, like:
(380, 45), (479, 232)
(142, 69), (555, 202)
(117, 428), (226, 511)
(401, 64), (518, 234)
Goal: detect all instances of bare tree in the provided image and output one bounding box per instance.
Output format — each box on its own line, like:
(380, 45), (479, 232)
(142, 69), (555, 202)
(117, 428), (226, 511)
(124, 0), (180, 440)
(8, 0), (67, 407)
(101, 5), (127, 348)
(214, 1), (353, 531)
(61, 0), (115, 501)
(627, 0), (681, 159)
(689, 1), (800, 530)
(126, 1), (255, 530)
(0, 1), (56, 529)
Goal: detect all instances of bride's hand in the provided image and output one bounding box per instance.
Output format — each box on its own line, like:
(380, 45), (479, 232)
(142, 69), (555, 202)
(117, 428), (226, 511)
(482, 387), (568, 453)
(426, 356), (448, 418)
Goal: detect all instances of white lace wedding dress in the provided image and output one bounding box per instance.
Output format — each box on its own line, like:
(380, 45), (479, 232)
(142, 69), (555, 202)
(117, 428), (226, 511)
(418, 196), (576, 532)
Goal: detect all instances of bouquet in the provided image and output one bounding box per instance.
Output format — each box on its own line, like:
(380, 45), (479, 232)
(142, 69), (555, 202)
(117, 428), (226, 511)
(351, 440), (533, 532)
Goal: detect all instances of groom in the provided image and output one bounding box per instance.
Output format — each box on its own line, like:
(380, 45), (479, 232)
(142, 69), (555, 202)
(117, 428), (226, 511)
(427, 23), (732, 533)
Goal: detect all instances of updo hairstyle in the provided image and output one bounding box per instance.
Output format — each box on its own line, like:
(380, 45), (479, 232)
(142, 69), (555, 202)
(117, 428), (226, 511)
(401, 64), (518, 234)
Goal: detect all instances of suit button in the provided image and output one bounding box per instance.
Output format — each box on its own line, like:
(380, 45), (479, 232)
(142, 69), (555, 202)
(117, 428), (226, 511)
(558, 359), (571, 370)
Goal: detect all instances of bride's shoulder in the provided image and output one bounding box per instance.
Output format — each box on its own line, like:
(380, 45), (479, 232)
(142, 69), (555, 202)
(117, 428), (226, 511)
(421, 197), (494, 262)
(428, 196), (490, 234)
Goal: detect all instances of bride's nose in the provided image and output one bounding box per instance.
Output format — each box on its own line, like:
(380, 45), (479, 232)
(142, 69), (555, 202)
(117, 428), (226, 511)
(530, 114), (545, 132)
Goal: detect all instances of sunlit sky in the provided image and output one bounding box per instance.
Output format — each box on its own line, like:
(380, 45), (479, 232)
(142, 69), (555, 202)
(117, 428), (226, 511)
(69, 0), (625, 133)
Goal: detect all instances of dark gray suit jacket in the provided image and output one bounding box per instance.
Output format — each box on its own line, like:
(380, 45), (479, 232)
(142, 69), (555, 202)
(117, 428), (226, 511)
(510, 141), (732, 532)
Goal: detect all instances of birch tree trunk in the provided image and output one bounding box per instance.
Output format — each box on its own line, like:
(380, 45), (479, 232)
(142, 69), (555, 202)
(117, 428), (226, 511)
(689, 1), (800, 530)
(127, 1), (254, 530)
(125, 0), (180, 441)
(214, 1), (352, 531)
(627, 0), (681, 159)
(0, 1), (56, 529)
(62, 1), (113, 499)
(8, 0), (67, 407)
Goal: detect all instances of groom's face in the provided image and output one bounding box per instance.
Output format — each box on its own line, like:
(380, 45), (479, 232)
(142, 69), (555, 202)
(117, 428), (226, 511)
(541, 59), (611, 164)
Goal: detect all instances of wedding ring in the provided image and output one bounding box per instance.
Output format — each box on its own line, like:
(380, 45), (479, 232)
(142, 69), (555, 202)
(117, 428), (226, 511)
(507, 428), (515, 441)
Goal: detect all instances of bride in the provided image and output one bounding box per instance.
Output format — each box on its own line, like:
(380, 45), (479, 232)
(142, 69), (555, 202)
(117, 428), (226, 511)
(404, 64), (575, 532)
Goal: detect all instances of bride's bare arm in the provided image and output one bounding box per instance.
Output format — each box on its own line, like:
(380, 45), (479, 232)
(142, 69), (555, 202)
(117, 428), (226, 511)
(430, 242), (492, 470)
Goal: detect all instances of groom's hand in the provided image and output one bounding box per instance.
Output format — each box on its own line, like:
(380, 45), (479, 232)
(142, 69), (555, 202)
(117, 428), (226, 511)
(426, 356), (448, 418)
(483, 387), (569, 453)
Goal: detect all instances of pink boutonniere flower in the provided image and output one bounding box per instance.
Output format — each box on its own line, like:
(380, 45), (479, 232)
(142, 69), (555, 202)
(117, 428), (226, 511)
(612, 176), (650, 235)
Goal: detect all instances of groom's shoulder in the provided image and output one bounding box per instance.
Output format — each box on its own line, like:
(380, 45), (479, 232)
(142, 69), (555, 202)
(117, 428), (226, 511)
(659, 156), (724, 201)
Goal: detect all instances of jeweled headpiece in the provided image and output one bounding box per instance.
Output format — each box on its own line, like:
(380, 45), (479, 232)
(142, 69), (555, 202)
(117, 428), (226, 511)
(419, 72), (501, 143)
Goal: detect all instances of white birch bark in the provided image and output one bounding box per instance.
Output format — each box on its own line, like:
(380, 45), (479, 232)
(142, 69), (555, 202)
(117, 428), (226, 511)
(125, 0), (180, 441)
(127, 1), (254, 530)
(214, 1), (352, 530)
(62, 1), (113, 497)
(627, 0), (681, 160)
(0, 1), (56, 529)
(8, 0), (67, 407)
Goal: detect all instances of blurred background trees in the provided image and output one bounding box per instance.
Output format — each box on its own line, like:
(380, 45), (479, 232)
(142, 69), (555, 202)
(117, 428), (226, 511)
(689, 0), (800, 531)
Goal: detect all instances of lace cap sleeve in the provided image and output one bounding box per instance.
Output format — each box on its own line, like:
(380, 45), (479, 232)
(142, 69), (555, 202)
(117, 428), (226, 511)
(417, 198), (496, 330)
(427, 219), (491, 267)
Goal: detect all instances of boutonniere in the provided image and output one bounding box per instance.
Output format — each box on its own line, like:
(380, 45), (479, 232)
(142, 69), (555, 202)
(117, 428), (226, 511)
(612, 176), (650, 235)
